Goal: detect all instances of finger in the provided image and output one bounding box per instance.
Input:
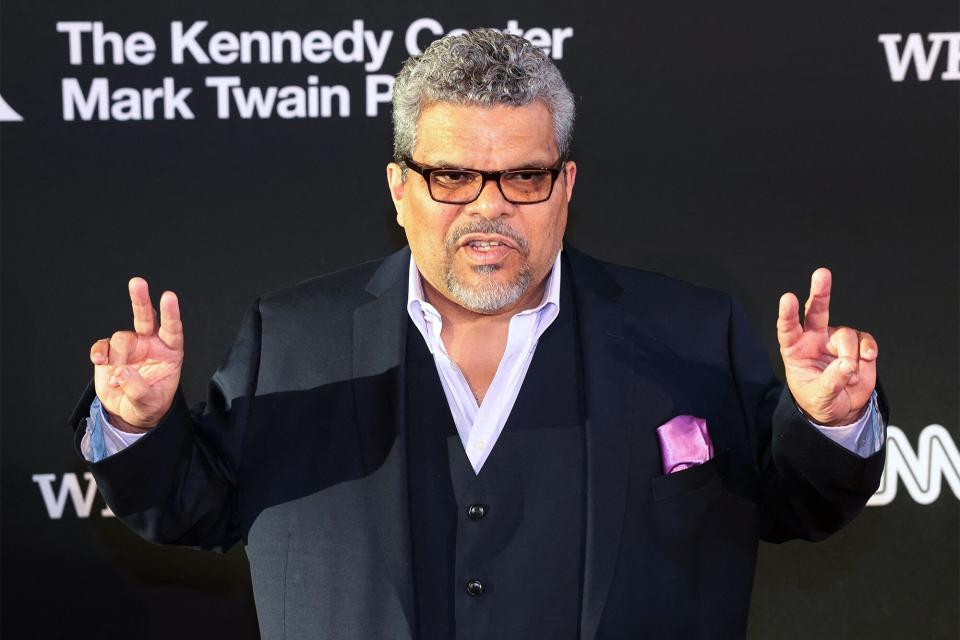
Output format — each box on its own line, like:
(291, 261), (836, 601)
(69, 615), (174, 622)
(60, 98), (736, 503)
(108, 331), (138, 366)
(90, 338), (110, 366)
(129, 277), (157, 336)
(111, 366), (152, 404)
(858, 331), (878, 362)
(819, 356), (858, 397)
(828, 326), (860, 386)
(93, 356), (114, 394)
(158, 291), (184, 351)
(803, 267), (832, 332)
(777, 292), (803, 349)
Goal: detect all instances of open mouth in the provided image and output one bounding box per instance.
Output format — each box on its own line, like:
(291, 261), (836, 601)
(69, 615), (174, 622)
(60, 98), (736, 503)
(465, 239), (509, 251)
(460, 238), (515, 264)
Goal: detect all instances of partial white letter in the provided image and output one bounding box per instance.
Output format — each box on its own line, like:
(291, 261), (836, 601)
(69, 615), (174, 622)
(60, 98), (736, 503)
(56, 21), (93, 65)
(878, 33), (944, 82)
(205, 76), (241, 118)
(405, 18), (443, 55)
(172, 20), (210, 64)
(62, 77), (109, 121)
(365, 74), (393, 117)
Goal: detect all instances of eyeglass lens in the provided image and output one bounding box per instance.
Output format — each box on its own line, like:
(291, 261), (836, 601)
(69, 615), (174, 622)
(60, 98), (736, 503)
(430, 170), (554, 204)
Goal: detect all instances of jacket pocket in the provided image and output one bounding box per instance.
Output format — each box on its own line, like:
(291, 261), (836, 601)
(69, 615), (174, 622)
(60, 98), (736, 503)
(651, 450), (728, 501)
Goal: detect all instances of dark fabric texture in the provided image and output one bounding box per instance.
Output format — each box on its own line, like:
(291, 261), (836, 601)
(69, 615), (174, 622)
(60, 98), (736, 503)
(405, 323), (458, 640)
(405, 261), (586, 640)
(70, 244), (888, 640)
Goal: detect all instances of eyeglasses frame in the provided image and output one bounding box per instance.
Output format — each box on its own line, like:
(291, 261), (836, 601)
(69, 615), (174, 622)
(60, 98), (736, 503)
(401, 156), (567, 205)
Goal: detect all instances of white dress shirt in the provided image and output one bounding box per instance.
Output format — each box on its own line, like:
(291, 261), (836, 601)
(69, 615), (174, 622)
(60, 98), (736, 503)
(406, 251), (562, 473)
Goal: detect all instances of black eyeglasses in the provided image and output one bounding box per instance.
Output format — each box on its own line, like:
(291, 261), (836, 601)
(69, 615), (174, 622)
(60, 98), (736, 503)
(402, 156), (566, 204)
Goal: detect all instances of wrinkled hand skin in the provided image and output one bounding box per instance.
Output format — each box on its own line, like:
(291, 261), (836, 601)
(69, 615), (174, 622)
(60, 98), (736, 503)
(89, 277), (184, 433)
(776, 268), (878, 426)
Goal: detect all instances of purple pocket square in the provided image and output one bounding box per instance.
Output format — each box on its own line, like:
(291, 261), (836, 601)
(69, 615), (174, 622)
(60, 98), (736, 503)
(656, 415), (714, 474)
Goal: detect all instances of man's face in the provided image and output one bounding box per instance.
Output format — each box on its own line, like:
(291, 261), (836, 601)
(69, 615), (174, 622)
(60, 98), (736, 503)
(387, 101), (576, 315)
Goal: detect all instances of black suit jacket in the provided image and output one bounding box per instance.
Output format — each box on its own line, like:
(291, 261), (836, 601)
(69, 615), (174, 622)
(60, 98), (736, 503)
(72, 245), (886, 639)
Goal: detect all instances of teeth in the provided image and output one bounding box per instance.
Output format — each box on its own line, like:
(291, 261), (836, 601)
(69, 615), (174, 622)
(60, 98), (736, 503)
(468, 240), (502, 248)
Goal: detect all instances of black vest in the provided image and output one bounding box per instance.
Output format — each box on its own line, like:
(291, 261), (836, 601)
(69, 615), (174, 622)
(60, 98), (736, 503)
(405, 273), (586, 640)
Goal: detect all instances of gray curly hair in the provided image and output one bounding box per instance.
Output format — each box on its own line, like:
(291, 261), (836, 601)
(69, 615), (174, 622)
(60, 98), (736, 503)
(391, 28), (575, 163)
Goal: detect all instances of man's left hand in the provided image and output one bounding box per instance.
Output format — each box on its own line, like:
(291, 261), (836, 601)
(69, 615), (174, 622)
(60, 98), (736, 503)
(776, 268), (878, 426)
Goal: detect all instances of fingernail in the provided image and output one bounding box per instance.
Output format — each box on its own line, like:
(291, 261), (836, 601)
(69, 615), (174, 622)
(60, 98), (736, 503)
(116, 368), (129, 382)
(108, 375), (118, 386)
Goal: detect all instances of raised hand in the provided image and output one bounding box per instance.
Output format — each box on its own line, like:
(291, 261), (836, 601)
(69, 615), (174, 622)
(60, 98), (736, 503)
(777, 268), (877, 426)
(89, 278), (184, 432)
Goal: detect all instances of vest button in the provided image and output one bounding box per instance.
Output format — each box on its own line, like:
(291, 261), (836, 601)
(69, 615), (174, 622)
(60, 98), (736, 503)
(467, 504), (488, 520)
(466, 580), (484, 596)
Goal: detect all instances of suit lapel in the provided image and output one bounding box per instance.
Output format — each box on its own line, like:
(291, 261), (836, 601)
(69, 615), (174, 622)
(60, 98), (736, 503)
(566, 247), (673, 640)
(352, 247), (416, 634)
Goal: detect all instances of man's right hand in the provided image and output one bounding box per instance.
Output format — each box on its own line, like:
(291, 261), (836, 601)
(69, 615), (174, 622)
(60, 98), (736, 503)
(90, 277), (184, 433)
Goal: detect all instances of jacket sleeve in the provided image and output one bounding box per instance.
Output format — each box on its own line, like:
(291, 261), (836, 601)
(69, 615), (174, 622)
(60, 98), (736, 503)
(69, 299), (263, 552)
(725, 298), (888, 543)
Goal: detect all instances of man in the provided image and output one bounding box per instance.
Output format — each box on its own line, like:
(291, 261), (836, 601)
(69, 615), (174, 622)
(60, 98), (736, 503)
(73, 29), (886, 639)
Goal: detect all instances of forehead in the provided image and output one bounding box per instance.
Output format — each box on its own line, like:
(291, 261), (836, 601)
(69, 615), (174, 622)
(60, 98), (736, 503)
(414, 101), (558, 166)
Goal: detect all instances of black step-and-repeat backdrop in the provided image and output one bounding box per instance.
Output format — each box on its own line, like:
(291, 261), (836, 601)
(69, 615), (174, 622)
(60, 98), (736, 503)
(2, 1), (957, 638)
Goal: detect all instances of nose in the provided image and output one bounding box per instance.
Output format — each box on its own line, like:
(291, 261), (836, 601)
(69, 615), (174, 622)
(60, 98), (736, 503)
(465, 176), (513, 220)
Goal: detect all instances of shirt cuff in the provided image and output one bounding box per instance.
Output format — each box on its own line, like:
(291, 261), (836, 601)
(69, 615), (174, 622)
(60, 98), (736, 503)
(80, 397), (146, 462)
(806, 391), (885, 458)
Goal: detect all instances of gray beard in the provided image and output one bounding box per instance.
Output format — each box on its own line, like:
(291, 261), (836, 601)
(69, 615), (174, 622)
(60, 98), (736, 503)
(440, 218), (534, 314)
(444, 261), (533, 314)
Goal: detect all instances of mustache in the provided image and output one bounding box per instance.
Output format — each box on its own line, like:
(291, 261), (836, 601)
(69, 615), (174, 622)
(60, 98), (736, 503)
(445, 219), (530, 255)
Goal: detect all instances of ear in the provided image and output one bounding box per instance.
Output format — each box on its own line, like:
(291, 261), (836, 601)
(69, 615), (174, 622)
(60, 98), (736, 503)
(386, 162), (406, 227)
(561, 160), (577, 204)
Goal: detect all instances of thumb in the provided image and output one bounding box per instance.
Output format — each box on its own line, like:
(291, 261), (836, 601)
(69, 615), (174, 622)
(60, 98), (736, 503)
(110, 366), (152, 406)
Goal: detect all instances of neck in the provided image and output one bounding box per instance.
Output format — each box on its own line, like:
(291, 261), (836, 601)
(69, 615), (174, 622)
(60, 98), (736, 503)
(421, 273), (550, 405)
